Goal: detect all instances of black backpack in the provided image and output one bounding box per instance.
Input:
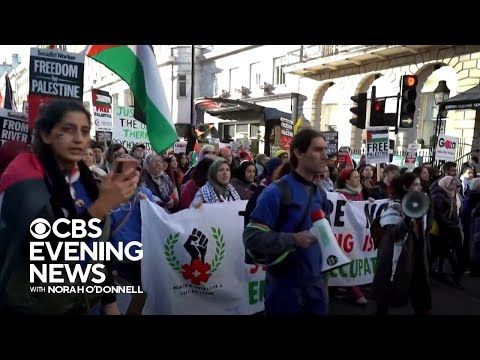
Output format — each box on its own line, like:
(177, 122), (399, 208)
(239, 178), (292, 265)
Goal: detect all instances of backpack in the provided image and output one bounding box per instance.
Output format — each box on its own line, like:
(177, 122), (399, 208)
(240, 178), (292, 265)
(370, 216), (384, 250)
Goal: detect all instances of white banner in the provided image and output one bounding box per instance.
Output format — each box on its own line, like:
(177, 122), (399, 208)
(366, 127), (389, 164)
(326, 192), (388, 286)
(435, 134), (457, 162)
(141, 200), (264, 315)
(112, 106), (152, 151)
(140, 193), (388, 314)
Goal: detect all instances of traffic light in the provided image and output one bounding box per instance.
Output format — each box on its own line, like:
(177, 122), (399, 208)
(370, 99), (386, 127)
(349, 92), (367, 129)
(399, 75), (418, 128)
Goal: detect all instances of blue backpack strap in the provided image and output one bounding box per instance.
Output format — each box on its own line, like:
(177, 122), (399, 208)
(273, 178), (292, 230)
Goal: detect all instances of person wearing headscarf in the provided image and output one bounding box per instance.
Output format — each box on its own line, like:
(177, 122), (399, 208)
(142, 153), (178, 211)
(190, 158), (241, 208)
(430, 175), (463, 286)
(0, 140), (31, 179)
(230, 160), (257, 200)
(255, 154), (269, 180)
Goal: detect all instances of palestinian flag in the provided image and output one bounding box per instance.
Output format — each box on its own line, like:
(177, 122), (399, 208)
(191, 140), (200, 166)
(367, 129), (388, 143)
(86, 45), (177, 153)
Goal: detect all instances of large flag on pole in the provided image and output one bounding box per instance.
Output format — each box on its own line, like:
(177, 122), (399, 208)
(86, 45), (177, 153)
(3, 74), (17, 111)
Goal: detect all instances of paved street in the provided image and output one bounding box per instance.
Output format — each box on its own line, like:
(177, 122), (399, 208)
(329, 275), (480, 315)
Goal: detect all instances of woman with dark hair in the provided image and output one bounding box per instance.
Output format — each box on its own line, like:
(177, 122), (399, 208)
(230, 160), (257, 200)
(164, 154), (184, 192)
(373, 172), (431, 315)
(358, 164), (376, 199)
(0, 100), (140, 315)
(412, 166), (431, 197)
(101, 143), (126, 173)
(176, 152), (189, 174)
(179, 158), (214, 210)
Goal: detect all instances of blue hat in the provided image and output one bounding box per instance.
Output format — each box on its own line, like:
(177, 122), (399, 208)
(265, 157), (283, 176)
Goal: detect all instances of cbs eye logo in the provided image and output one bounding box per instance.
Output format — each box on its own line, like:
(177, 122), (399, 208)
(30, 218), (51, 239)
(29, 218), (103, 240)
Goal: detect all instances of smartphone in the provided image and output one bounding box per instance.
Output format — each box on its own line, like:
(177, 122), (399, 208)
(114, 158), (140, 174)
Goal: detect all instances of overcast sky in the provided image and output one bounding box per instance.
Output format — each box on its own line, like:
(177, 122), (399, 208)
(0, 45), (36, 65)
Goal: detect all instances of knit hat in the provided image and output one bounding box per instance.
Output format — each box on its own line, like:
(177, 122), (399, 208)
(265, 157), (283, 176)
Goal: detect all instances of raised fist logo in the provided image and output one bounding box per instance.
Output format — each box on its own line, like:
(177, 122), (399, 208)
(184, 228), (209, 263)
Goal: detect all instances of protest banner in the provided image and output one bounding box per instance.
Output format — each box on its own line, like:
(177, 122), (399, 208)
(28, 47), (85, 128)
(0, 109), (29, 145)
(92, 89), (113, 132)
(322, 131), (338, 156)
(366, 127), (389, 164)
(280, 117), (293, 149)
(435, 134), (457, 162)
(112, 106), (152, 151)
(141, 200), (264, 315)
(140, 192), (388, 314)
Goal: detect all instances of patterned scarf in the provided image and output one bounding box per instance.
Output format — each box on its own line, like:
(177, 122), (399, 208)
(201, 181), (241, 203)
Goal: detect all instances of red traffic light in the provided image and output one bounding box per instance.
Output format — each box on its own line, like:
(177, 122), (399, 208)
(374, 102), (381, 111)
(404, 75), (417, 87)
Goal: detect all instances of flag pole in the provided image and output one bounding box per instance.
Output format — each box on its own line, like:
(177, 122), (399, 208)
(190, 45), (195, 126)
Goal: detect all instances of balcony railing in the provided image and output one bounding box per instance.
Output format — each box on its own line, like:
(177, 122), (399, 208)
(287, 45), (377, 66)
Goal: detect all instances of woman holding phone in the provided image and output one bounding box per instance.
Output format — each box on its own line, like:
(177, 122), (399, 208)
(0, 100), (139, 315)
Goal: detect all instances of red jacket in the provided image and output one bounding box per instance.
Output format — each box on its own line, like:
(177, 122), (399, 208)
(179, 179), (199, 209)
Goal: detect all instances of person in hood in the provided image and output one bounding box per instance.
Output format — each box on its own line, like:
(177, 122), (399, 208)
(0, 100), (140, 315)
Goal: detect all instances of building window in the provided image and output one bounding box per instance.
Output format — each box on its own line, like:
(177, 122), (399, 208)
(224, 125), (235, 139)
(250, 63), (261, 89)
(273, 56), (286, 85)
(124, 89), (134, 107)
(212, 73), (218, 96)
(178, 74), (187, 97)
(250, 124), (260, 138)
(229, 68), (240, 95)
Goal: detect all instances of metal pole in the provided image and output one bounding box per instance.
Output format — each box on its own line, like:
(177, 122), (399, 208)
(370, 86), (376, 128)
(394, 92), (400, 135)
(431, 111), (442, 164)
(292, 93), (299, 130)
(190, 45), (195, 126)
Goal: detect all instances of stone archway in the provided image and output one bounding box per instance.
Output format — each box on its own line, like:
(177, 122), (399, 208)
(310, 81), (334, 130)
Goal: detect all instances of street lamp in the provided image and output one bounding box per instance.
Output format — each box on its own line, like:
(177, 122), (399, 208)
(434, 80), (450, 106)
(431, 80), (451, 164)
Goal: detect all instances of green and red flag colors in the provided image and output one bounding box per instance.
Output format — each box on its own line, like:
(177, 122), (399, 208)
(86, 45), (177, 153)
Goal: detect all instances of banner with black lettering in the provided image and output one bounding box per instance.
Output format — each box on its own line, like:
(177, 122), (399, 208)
(326, 192), (388, 286)
(0, 109), (29, 145)
(28, 47), (85, 128)
(113, 106), (152, 151)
